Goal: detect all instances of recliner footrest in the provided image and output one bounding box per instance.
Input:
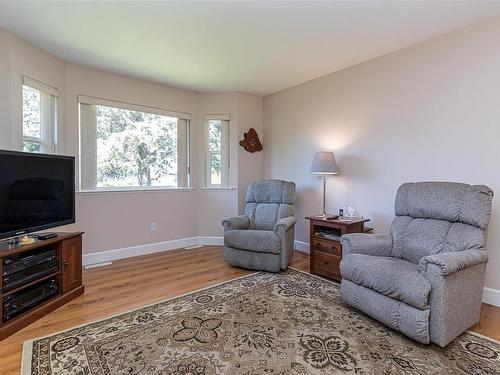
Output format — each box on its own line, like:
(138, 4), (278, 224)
(341, 279), (430, 344)
(224, 247), (281, 273)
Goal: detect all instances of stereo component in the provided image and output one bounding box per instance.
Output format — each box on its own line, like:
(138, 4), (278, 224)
(3, 279), (59, 321)
(2, 249), (58, 292)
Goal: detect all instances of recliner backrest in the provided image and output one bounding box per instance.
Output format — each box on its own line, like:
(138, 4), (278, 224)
(390, 182), (493, 263)
(244, 180), (296, 230)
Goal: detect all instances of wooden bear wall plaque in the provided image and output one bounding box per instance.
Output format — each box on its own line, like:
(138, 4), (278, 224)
(239, 128), (262, 153)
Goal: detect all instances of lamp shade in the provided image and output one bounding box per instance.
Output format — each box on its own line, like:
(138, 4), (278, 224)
(309, 151), (340, 174)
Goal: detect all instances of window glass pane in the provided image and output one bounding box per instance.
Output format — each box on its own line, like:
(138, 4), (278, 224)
(23, 140), (42, 153)
(22, 86), (41, 139)
(96, 105), (179, 188)
(210, 154), (222, 185)
(208, 120), (221, 152)
(205, 117), (229, 187)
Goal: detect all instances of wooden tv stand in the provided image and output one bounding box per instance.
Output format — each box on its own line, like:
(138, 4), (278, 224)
(0, 232), (84, 340)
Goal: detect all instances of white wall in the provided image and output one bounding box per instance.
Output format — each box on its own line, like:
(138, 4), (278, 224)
(263, 16), (500, 292)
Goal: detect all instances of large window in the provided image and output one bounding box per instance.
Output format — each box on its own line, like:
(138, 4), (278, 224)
(204, 114), (230, 187)
(79, 96), (190, 191)
(22, 76), (58, 153)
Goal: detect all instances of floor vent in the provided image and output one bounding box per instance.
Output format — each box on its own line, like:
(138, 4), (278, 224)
(84, 261), (113, 270)
(184, 245), (203, 250)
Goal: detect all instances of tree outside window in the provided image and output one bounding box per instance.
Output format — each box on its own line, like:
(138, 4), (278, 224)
(96, 106), (178, 188)
(79, 98), (190, 191)
(21, 76), (59, 153)
(204, 115), (230, 187)
(208, 120), (222, 185)
(22, 83), (56, 153)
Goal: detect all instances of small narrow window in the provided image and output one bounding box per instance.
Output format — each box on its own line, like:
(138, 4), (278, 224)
(204, 114), (230, 187)
(22, 76), (58, 153)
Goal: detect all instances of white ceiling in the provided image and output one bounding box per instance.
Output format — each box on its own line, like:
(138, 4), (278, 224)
(0, 1), (500, 96)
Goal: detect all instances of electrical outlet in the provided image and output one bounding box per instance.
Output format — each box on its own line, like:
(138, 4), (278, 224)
(150, 222), (157, 232)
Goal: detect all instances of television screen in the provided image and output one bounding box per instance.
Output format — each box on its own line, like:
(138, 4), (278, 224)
(0, 150), (75, 240)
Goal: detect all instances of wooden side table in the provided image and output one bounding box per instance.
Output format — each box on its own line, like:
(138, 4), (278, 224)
(306, 216), (372, 281)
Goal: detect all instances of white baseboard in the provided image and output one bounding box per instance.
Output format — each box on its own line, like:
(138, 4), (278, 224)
(198, 236), (224, 246)
(83, 236), (225, 266)
(83, 237), (199, 266)
(294, 240), (310, 253)
(482, 287), (500, 307)
(82, 236), (500, 307)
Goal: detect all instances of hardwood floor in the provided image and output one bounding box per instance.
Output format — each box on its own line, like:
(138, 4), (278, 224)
(0, 246), (497, 374)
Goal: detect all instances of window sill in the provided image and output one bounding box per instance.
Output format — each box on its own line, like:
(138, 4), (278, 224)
(200, 187), (235, 191)
(77, 187), (195, 195)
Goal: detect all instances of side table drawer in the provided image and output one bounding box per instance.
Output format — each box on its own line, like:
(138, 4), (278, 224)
(314, 250), (341, 281)
(312, 238), (342, 256)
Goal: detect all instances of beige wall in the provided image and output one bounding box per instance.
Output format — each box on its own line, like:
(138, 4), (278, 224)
(0, 30), (65, 151)
(0, 30), (10, 149)
(62, 63), (200, 252)
(8, 32), (66, 152)
(263, 16), (500, 291)
(0, 29), (263, 253)
(196, 92), (264, 236)
(71, 191), (197, 252)
(197, 92), (239, 236)
(237, 93), (264, 212)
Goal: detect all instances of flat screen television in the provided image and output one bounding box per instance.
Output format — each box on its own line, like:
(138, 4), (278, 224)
(0, 150), (75, 240)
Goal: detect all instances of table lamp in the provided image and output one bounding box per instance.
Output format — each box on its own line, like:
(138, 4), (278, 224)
(310, 151), (340, 219)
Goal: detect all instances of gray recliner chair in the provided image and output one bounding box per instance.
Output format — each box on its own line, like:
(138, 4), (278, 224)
(222, 179), (297, 272)
(340, 182), (493, 347)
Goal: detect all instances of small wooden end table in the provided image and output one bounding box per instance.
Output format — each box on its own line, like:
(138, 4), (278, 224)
(306, 216), (372, 281)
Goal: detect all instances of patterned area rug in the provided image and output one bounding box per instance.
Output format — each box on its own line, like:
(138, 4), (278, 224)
(22, 269), (499, 374)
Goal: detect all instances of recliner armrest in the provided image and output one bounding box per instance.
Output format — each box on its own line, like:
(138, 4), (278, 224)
(222, 215), (250, 231)
(274, 216), (297, 234)
(274, 216), (297, 270)
(419, 249), (488, 277)
(341, 233), (392, 257)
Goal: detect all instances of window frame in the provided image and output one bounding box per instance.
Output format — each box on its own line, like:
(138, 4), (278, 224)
(22, 76), (58, 154)
(204, 114), (231, 188)
(78, 95), (192, 192)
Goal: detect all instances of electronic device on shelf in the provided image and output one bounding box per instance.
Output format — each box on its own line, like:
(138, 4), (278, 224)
(2, 249), (59, 292)
(0, 232), (84, 340)
(0, 149), (82, 340)
(3, 279), (59, 321)
(0, 150), (75, 244)
(36, 233), (59, 240)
